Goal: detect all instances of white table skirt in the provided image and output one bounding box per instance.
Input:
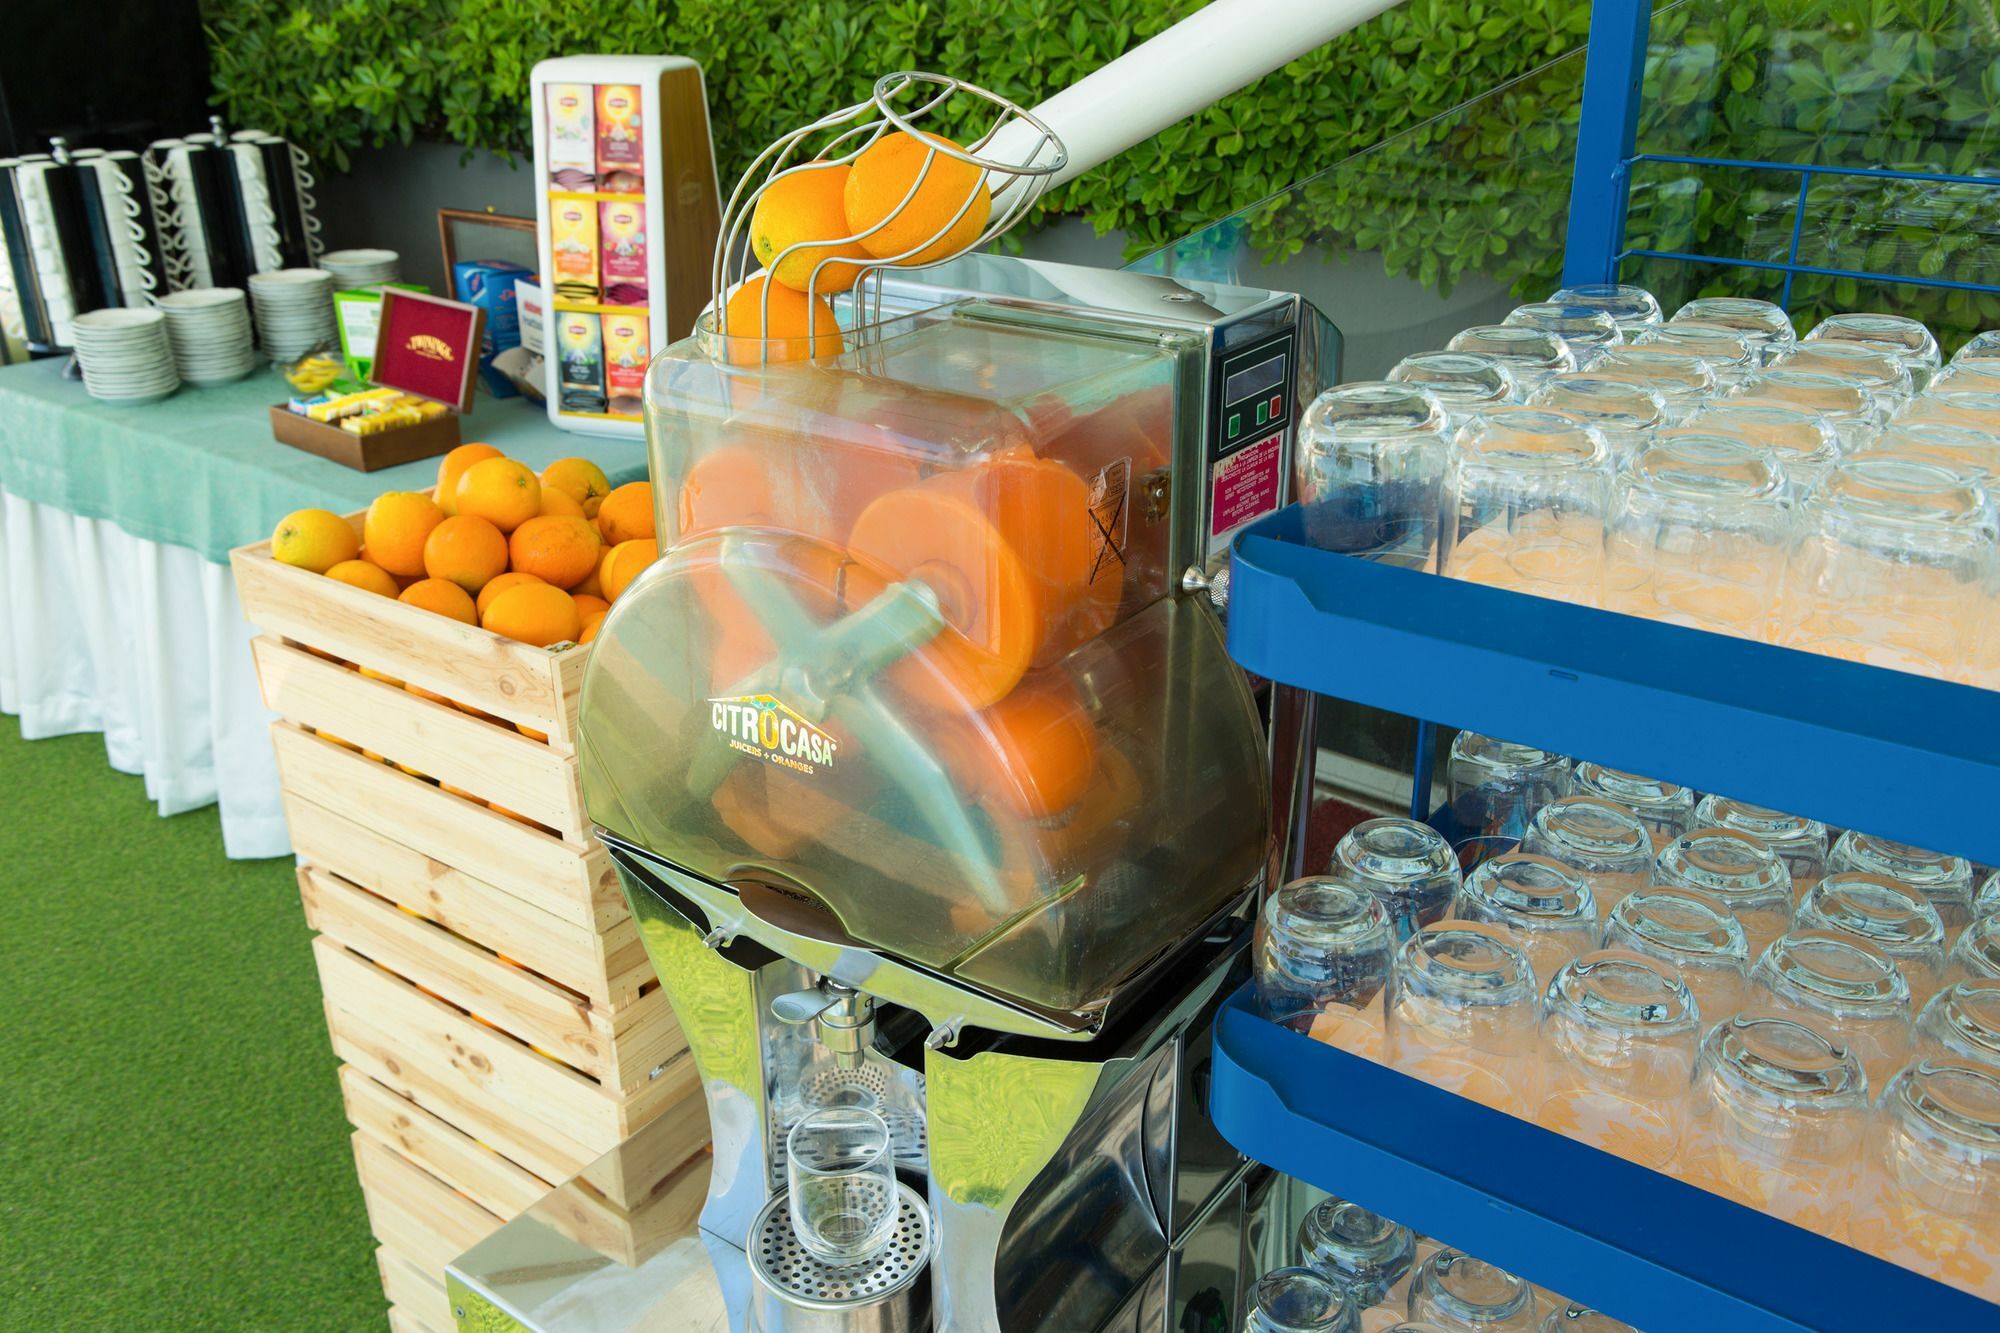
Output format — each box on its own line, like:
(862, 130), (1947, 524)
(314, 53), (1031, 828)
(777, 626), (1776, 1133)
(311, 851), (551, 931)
(0, 488), (288, 859)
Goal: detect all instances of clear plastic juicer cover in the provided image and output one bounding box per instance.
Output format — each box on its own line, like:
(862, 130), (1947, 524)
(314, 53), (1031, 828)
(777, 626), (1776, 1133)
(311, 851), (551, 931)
(578, 303), (1269, 1016)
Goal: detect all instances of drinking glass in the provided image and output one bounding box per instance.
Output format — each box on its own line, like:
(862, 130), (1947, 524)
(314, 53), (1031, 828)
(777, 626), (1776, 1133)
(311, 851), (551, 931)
(1634, 322), (1757, 391)
(1296, 382), (1452, 567)
(1448, 325), (1577, 393)
(1406, 1250), (1539, 1333)
(1535, 950), (1700, 1168)
(1445, 732), (1571, 843)
(1600, 435), (1793, 639)
(1333, 818), (1462, 943)
(1776, 457), (1997, 681)
(1732, 369), (1885, 452)
(1866, 421), (2000, 481)
(1527, 375), (1667, 464)
(1953, 329), (2000, 369)
(1386, 923), (1543, 1116)
(1569, 761), (1694, 851)
(1437, 409), (1611, 606)
(1257, 876), (1396, 1030)
(1604, 886), (1752, 1023)
(1849, 1060), (2000, 1300)
(1690, 1013), (1870, 1231)
(1247, 1267), (1359, 1333)
(1547, 283), (1662, 340)
(1523, 797), (1653, 919)
(1671, 296), (1795, 365)
(1388, 351), (1519, 428)
(1296, 1197), (1417, 1312)
(1952, 918), (2000, 985)
(1691, 795), (1829, 900)
(1891, 389), (2000, 437)
(785, 1107), (900, 1267)
(1748, 929), (1913, 1089)
(1923, 362), (2000, 397)
(1806, 312), (1942, 392)
(1796, 872), (1948, 1006)
(1504, 302), (1621, 366)
(1979, 869), (1999, 919)
(1686, 402), (1841, 493)
(1588, 346), (1718, 423)
(1913, 980), (2000, 1071)
(1452, 853), (1599, 985)
(1772, 341), (1915, 410)
(1653, 829), (1795, 956)
(1828, 830), (1977, 941)
(1539, 1306), (1636, 1333)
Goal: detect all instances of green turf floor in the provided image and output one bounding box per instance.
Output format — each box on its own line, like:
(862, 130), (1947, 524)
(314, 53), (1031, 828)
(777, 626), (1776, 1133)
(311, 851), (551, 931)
(0, 711), (384, 1330)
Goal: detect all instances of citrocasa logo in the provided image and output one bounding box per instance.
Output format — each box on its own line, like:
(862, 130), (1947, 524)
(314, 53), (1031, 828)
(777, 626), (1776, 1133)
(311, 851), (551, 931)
(710, 693), (838, 775)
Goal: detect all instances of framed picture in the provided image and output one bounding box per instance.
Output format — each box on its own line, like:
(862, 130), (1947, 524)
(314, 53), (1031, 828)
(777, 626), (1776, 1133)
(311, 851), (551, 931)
(436, 207), (537, 284)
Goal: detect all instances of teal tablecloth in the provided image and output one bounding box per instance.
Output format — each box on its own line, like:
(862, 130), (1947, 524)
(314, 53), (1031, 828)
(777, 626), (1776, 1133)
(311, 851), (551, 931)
(0, 360), (649, 563)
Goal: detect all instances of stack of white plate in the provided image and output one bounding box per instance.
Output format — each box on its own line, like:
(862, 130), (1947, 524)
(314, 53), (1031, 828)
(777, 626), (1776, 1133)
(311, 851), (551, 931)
(320, 248), (401, 288)
(249, 268), (337, 361)
(157, 288), (257, 386)
(73, 307), (180, 404)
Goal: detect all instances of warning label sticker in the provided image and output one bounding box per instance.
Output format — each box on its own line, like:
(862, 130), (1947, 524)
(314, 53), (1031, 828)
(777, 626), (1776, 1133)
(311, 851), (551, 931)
(1210, 431), (1283, 538)
(1087, 457), (1130, 585)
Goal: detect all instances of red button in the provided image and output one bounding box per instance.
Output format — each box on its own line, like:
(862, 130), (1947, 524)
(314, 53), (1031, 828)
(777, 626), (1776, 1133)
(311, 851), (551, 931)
(1268, 393), (1283, 417)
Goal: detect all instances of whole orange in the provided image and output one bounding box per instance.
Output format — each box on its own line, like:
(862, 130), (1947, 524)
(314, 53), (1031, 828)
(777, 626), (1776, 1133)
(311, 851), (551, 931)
(509, 515), (602, 589)
(435, 443), (503, 516)
(844, 131), (991, 266)
(482, 583), (583, 647)
(476, 570), (546, 620)
(454, 457), (542, 533)
(751, 162), (870, 294)
(596, 481), (656, 546)
(580, 614), (606, 644)
(600, 539), (657, 602)
(325, 559), (399, 597)
(363, 491), (445, 577)
(541, 457), (612, 517)
(537, 486), (585, 518)
(572, 593), (610, 623)
(571, 564), (605, 600)
(271, 507), (360, 573)
(398, 577), (477, 624)
(423, 514), (510, 595)
(720, 275), (842, 365)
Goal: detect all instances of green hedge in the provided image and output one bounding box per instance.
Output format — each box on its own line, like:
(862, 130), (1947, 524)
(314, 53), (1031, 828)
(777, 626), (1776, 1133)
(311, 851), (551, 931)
(206, 0), (2000, 341)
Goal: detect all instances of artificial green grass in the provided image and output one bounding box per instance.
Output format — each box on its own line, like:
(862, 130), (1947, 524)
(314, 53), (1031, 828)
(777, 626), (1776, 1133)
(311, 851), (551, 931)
(0, 712), (383, 1330)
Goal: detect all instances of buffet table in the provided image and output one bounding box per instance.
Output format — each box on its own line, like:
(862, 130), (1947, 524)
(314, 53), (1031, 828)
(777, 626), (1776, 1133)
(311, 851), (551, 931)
(0, 358), (646, 858)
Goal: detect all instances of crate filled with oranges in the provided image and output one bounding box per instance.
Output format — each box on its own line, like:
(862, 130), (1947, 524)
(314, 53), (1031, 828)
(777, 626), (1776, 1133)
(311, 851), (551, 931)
(230, 445), (707, 1332)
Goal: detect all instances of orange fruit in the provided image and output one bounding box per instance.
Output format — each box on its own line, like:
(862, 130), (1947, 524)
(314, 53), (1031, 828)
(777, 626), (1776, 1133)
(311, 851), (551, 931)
(325, 559), (399, 597)
(845, 130), (991, 266)
(720, 274), (842, 366)
(436, 443), (503, 516)
(362, 491), (445, 577)
(361, 749), (388, 764)
(600, 539), (657, 602)
(271, 508), (360, 573)
(967, 676), (1100, 817)
(358, 665), (405, 687)
(452, 699), (504, 724)
(541, 457), (612, 518)
(423, 514), (510, 595)
(398, 578), (477, 624)
(476, 570), (546, 620)
(314, 728), (360, 752)
(596, 481), (656, 547)
(509, 515), (602, 589)
(580, 614), (605, 644)
(751, 161), (870, 294)
(439, 781), (479, 800)
(454, 457), (542, 533)
(572, 593), (609, 623)
(537, 486), (585, 518)
(406, 682), (451, 705)
(482, 583), (582, 647)
(516, 722), (549, 742)
(571, 565), (604, 599)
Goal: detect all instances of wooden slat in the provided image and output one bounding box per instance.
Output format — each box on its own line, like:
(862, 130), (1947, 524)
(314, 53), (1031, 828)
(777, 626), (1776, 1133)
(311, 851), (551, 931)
(255, 637), (587, 842)
(387, 1304), (446, 1333)
(231, 535), (578, 750)
(352, 1132), (503, 1282)
(273, 724), (622, 932)
(343, 1066), (551, 1220)
(377, 1247), (453, 1333)
(538, 1154), (711, 1271)
(315, 937), (697, 1152)
(286, 795), (653, 1011)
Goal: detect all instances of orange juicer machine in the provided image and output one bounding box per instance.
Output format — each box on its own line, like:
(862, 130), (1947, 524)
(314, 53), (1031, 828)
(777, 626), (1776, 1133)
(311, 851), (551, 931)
(570, 4), (1385, 1329)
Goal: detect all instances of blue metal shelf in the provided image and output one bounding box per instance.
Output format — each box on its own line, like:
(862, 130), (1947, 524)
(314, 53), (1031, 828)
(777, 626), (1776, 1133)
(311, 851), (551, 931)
(1207, 983), (1994, 1333)
(1229, 506), (2000, 867)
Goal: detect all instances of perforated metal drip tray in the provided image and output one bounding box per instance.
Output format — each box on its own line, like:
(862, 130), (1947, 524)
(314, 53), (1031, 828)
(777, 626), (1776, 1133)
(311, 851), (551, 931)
(749, 1183), (933, 1327)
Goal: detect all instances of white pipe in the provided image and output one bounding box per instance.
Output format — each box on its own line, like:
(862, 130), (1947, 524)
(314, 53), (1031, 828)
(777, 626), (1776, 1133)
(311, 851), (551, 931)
(992, 0), (1408, 188)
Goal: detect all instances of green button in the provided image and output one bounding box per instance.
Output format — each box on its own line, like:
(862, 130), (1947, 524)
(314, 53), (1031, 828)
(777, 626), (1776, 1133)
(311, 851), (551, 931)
(1255, 400), (1269, 425)
(1228, 413), (1241, 438)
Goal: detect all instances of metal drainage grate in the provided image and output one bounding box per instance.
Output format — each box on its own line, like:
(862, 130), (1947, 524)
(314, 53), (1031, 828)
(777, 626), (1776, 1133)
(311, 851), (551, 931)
(750, 1183), (932, 1310)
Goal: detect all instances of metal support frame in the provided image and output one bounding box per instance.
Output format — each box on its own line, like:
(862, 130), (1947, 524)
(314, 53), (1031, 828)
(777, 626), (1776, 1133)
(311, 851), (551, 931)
(1560, 0), (1652, 286)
